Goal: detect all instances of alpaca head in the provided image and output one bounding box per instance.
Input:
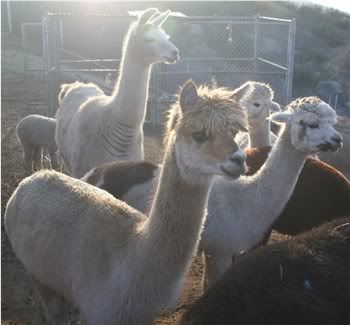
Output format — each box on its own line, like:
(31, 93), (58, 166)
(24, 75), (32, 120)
(129, 8), (179, 65)
(238, 81), (281, 118)
(269, 97), (342, 153)
(166, 80), (249, 181)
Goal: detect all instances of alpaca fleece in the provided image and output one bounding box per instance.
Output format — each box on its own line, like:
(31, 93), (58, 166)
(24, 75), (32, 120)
(181, 217), (350, 325)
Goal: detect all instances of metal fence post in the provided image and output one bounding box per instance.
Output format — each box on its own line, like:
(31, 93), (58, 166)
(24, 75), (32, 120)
(286, 18), (296, 103)
(43, 14), (61, 117)
(253, 14), (259, 74)
(21, 23), (29, 79)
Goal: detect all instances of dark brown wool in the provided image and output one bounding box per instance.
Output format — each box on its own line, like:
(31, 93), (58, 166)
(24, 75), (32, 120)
(84, 160), (157, 199)
(181, 217), (350, 325)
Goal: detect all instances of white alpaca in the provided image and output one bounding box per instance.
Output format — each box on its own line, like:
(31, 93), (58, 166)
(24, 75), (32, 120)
(16, 114), (60, 174)
(55, 8), (179, 177)
(203, 96), (342, 285)
(235, 81), (281, 148)
(5, 80), (248, 325)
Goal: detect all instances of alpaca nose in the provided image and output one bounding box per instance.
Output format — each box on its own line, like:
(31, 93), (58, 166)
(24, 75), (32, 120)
(229, 150), (246, 165)
(172, 48), (179, 56)
(331, 134), (342, 145)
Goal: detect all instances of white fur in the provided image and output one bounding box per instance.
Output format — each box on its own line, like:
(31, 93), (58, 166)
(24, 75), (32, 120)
(16, 114), (60, 174)
(55, 9), (179, 177)
(235, 81), (281, 148)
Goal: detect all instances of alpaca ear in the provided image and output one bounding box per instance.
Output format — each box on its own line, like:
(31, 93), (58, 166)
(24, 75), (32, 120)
(137, 8), (160, 26)
(268, 111), (292, 124)
(180, 80), (199, 111)
(270, 101), (281, 112)
(232, 82), (251, 102)
(150, 10), (171, 27)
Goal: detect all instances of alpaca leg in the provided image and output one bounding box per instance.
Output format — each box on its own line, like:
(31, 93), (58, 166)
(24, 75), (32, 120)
(33, 147), (43, 171)
(30, 276), (69, 325)
(204, 251), (232, 288)
(49, 150), (60, 170)
(22, 143), (34, 174)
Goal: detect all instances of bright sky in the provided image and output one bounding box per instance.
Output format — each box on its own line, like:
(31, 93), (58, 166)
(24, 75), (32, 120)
(300, 0), (350, 14)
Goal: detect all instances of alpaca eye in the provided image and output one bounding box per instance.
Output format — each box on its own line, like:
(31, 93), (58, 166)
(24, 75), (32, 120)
(253, 103), (260, 107)
(192, 131), (210, 143)
(306, 123), (319, 129)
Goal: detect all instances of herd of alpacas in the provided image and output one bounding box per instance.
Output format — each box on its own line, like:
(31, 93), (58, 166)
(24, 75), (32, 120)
(6, 8), (350, 325)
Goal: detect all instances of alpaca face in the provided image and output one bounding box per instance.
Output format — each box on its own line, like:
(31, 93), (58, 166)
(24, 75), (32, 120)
(240, 82), (281, 117)
(270, 97), (342, 153)
(135, 9), (179, 65)
(173, 81), (248, 180)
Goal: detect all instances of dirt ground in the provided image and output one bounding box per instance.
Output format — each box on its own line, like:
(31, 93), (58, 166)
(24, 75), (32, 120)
(1, 36), (286, 324)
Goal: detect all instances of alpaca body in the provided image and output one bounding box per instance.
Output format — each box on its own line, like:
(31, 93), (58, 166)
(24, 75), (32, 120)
(181, 217), (350, 325)
(16, 114), (60, 173)
(5, 80), (248, 324)
(55, 9), (179, 177)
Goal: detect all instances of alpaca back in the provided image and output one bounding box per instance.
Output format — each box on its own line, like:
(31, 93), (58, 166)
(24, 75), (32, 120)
(55, 82), (104, 170)
(16, 114), (57, 150)
(181, 217), (350, 325)
(246, 147), (350, 235)
(5, 170), (144, 298)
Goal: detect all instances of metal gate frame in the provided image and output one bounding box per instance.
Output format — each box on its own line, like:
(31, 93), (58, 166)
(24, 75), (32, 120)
(41, 13), (296, 123)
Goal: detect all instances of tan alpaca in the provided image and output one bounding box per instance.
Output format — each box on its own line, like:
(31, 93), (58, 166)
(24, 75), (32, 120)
(5, 80), (248, 325)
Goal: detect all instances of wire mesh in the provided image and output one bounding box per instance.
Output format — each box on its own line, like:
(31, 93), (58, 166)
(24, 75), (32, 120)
(37, 14), (295, 123)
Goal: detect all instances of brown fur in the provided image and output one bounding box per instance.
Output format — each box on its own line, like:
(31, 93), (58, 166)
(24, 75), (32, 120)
(181, 217), (350, 325)
(246, 146), (350, 235)
(84, 161), (158, 199)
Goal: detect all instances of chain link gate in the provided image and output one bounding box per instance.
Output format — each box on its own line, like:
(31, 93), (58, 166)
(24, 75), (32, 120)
(41, 13), (295, 124)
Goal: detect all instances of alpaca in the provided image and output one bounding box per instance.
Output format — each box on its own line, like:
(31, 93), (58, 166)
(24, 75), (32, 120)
(4, 80), (248, 325)
(203, 96), (343, 285)
(235, 81), (281, 149)
(180, 217), (350, 325)
(55, 8), (179, 177)
(16, 114), (60, 174)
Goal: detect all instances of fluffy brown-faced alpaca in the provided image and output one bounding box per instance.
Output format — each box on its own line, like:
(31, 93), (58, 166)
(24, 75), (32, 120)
(180, 217), (350, 325)
(5, 80), (248, 325)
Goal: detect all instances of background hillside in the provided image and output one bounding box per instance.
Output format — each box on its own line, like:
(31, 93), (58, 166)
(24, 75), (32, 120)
(2, 1), (350, 109)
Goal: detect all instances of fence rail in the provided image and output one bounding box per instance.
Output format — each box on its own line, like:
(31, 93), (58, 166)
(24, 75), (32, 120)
(22, 13), (296, 124)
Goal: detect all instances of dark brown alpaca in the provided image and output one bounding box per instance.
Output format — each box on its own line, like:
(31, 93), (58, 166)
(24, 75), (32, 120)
(180, 217), (350, 325)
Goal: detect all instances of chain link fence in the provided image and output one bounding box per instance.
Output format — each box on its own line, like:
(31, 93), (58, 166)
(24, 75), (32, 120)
(22, 13), (296, 125)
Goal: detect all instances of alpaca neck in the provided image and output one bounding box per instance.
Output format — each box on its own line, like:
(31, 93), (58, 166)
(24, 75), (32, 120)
(140, 140), (211, 279)
(248, 115), (271, 147)
(243, 125), (308, 229)
(108, 43), (152, 127)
